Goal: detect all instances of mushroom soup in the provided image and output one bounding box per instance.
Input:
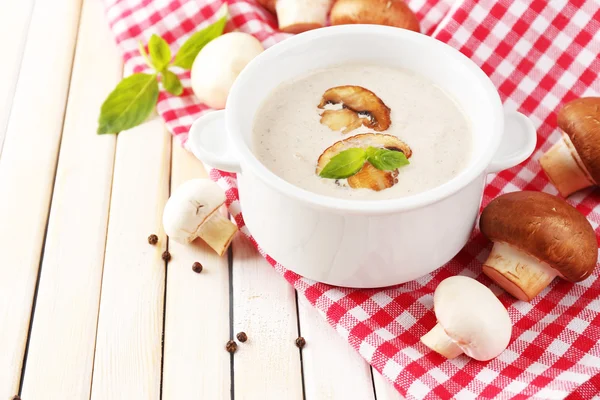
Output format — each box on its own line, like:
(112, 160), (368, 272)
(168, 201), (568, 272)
(252, 64), (472, 199)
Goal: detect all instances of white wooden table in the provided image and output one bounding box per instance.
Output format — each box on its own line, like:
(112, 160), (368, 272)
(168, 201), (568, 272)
(0, 1), (404, 398)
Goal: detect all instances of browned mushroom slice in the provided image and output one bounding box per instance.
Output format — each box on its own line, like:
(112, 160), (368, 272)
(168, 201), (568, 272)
(320, 109), (363, 134)
(318, 86), (391, 133)
(316, 133), (411, 191)
(347, 162), (399, 191)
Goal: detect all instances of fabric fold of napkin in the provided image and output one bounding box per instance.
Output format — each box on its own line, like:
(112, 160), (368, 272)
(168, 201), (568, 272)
(104, 0), (600, 398)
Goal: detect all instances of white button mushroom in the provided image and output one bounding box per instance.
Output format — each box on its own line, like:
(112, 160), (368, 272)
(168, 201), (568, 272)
(162, 178), (238, 256)
(420, 276), (512, 361)
(190, 32), (264, 109)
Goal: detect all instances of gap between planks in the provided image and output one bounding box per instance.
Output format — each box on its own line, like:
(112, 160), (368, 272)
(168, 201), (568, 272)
(161, 144), (231, 399)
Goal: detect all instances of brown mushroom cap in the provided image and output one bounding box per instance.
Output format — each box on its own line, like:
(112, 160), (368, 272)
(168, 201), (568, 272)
(318, 86), (391, 132)
(330, 0), (420, 32)
(479, 191), (598, 282)
(557, 97), (600, 182)
(257, 0), (276, 14)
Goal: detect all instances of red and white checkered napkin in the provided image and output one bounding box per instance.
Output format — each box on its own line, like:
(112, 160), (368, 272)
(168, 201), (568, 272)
(104, 0), (600, 398)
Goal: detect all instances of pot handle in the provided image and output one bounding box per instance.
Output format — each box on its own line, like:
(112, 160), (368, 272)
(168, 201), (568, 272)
(187, 110), (242, 173)
(487, 111), (537, 174)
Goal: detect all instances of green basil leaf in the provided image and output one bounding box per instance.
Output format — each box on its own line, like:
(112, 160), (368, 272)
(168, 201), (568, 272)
(319, 148), (367, 179)
(97, 73), (159, 134)
(366, 147), (410, 171)
(148, 34), (171, 71)
(161, 70), (183, 96)
(138, 40), (152, 69)
(172, 5), (228, 69)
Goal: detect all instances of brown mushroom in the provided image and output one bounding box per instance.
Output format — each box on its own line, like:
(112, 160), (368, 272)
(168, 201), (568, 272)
(330, 0), (420, 32)
(479, 191), (598, 301)
(316, 133), (411, 191)
(540, 97), (600, 197)
(257, 0), (276, 14)
(318, 86), (391, 133)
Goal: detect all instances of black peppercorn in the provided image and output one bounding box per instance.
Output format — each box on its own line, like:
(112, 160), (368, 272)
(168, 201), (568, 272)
(148, 234), (158, 245)
(225, 340), (237, 353)
(295, 337), (306, 348)
(162, 251), (171, 262)
(236, 332), (248, 342)
(192, 262), (203, 273)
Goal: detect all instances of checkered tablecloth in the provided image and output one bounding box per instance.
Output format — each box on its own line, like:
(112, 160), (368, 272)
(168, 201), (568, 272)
(104, 0), (600, 398)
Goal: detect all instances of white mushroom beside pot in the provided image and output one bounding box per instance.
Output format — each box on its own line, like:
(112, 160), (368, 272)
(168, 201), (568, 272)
(191, 32), (264, 109)
(163, 179), (238, 256)
(420, 276), (512, 361)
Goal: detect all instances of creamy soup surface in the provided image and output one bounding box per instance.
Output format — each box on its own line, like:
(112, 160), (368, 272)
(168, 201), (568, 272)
(252, 64), (472, 200)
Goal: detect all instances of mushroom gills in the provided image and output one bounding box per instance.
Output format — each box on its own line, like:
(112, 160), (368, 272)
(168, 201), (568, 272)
(420, 323), (464, 359)
(483, 242), (559, 302)
(540, 133), (596, 197)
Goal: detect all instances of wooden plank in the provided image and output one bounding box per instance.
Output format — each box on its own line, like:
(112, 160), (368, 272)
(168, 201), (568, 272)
(0, 0), (35, 153)
(298, 297), (376, 400)
(0, 0), (83, 397)
(373, 370), (405, 400)
(90, 118), (171, 400)
(161, 144), (230, 399)
(19, 0), (120, 398)
(232, 235), (304, 400)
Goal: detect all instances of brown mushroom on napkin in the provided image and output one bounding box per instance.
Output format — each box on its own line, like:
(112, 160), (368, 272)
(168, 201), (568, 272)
(540, 97), (600, 197)
(330, 0), (420, 32)
(479, 191), (598, 301)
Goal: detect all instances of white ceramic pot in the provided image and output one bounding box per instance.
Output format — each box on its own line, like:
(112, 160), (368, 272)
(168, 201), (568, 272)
(188, 25), (537, 288)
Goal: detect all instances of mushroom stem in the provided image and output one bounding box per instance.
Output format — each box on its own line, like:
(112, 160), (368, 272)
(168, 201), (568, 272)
(420, 323), (464, 359)
(483, 242), (559, 301)
(540, 133), (595, 197)
(196, 211), (238, 256)
(276, 0), (333, 33)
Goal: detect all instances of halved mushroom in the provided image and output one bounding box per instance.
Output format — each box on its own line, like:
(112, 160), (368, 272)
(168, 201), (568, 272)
(330, 0), (421, 32)
(479, 191), (598, 301)
(540, 97), (600, 197)
(318, 86), (391, 133)
(163, 179), (238, 256)
(316, 133), (411, 191)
